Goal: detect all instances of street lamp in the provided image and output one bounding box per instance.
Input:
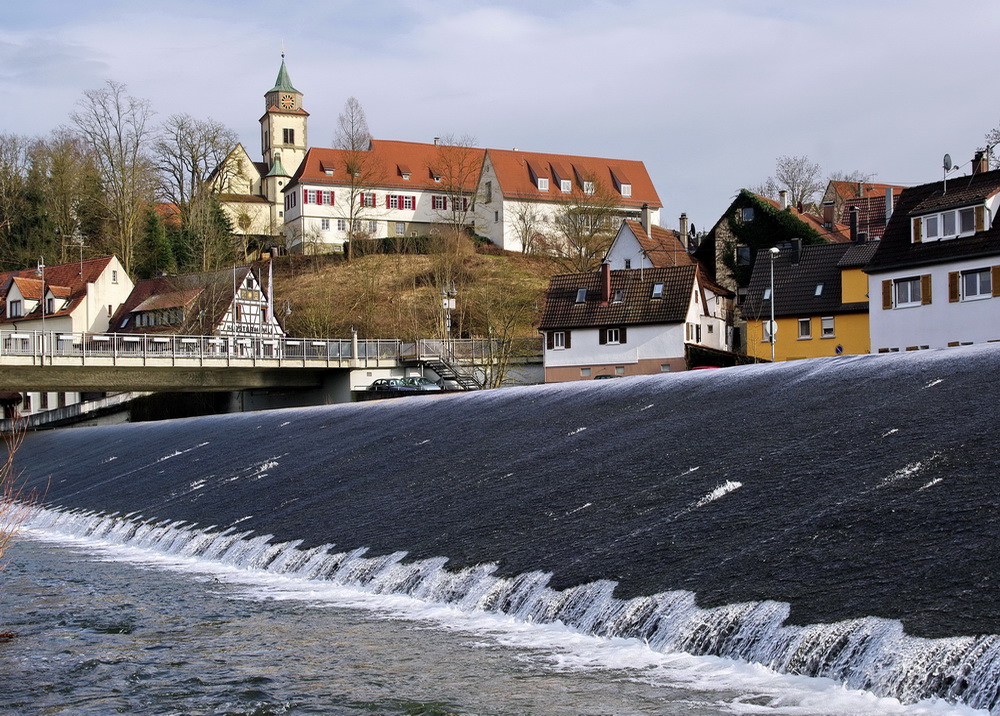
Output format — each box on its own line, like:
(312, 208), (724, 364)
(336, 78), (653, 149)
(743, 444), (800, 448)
(35, 257), (45, 363)
(768, 246), (779, 363)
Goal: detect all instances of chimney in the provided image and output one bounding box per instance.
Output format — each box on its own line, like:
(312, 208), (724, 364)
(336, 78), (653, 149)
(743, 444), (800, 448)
(434, 137), (440, 146)
(640, 203), (651, 235)
(779, 190), (788, 210)
(973, 150), (989, 175)
(678, 212), (689, 248)
(885, 187), (894, 224)
(600, 261), (611, 305)
(790, 238), (802, 265)
(850, 206), (860, 242)
(822, 200), (835, 227)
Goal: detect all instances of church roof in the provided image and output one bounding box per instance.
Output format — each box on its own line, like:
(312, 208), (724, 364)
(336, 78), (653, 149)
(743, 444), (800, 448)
(267, 57), (299, 94)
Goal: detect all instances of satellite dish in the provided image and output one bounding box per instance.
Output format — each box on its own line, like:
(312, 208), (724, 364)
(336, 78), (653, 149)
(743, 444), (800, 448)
(943, 154), (953, 171)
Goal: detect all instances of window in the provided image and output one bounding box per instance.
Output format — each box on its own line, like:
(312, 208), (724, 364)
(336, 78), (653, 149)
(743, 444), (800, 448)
(485, 181), (492, 203)
(581, 368), (591, 377)
(916, 207), (979, 243)
(620, 183), (632, 197)
(368, 220), (378, 235)
(736, 245), (751, 266)
(660, 364), (671, 372)
(624, 259), (632, 270)
(494, 211), (499, 223)
(553, 331), (566, 349)
(575, 288), (587, 303)
(583, 181), (595, 195)
(741, 207), (755, 222)
(536, 177), (549, 191)
(762, 320), (774, 343)
(322, 190), (333, 205)
(8, 299), (21, 317)
(821, 316), (835, 337)
(651, 283), (664, 299)
(403, 196), (415, 210)
(361, 193), (377, 208)
(389, 195), (399, 210)
(561, 179), (571, 193)
(306, 189), (317, 204)
(337, 219), (347, 231)
(615, 366), (625, 375)
(112, 270), (118, 284)
(814, 283), (824, 296)
(283, 128), (295, 144)
(798, 318), (812, 339)
(321, 218), (330, 231)
(612, 290), (623, 304)
(962, 268), (992, 299)
(895, 277), (922, 307)
(432, 195), (447, 210)
(46, 297), (54, 314)
(763, 287), (771, 300)
(606, 328), (621, 344)
(395, 222), (406, 235)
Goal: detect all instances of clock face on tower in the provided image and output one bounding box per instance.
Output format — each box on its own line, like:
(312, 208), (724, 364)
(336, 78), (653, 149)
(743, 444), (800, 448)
(279, 94), (295, 110)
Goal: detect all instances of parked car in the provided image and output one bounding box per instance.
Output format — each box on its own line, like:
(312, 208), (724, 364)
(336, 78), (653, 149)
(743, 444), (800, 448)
(400, 377), (442, 391)
(367, 378), (416, 392)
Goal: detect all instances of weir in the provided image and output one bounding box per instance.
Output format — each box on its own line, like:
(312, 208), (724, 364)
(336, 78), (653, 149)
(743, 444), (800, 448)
(10, 344), (1000, 713)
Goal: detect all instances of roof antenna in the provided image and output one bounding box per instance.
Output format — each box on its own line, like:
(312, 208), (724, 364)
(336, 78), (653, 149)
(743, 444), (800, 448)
(942, 153), (956, 194)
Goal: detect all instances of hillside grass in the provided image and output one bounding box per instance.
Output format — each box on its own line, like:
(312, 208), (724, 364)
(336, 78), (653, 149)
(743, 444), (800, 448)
(272, 248), (560, 340)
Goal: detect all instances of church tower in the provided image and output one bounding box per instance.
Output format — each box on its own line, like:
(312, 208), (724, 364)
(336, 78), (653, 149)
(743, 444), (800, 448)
(260, 54), (308, 176)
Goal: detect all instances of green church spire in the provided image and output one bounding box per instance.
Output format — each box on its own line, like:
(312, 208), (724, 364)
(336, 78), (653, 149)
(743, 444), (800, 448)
(268, 53), (299, 94)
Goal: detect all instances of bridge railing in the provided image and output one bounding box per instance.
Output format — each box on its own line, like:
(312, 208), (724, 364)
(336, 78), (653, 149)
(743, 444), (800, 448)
(0, 330), (404, 367)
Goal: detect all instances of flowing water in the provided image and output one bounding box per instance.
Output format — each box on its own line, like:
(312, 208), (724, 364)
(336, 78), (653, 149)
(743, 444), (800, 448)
(6, 345), (1000, 714)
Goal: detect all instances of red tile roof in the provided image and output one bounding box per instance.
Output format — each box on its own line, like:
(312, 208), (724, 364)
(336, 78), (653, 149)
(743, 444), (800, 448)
(288, 140), (485, 193)
(828, 180), (905, 202)
(488, 148), (662, 208)
(0, 256), (116, 323)
(757, 195), (852, 242)
(622, 219), (694, 268)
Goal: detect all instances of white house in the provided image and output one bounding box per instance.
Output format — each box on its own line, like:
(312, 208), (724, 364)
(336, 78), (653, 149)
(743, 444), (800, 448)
(0, 255), (134, 417)
(605, 216), (694, 271)
(537, 261), (730, 382)
(282, 140), (484, 252)
(474, 148), (663, 253)
(866, 152), (1000, 352)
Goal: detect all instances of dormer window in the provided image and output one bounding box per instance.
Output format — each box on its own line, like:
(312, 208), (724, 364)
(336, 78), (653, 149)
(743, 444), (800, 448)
(537, 177), (549, 191)
(575, 288), (587, 303)
(8, 299), (21, 318)
(914, 206), (980, 243)
(620, 183), (632, 197)
(583, 181), (595, 195)
(560, 179), (571, 193)
(651, 283), (664, 299)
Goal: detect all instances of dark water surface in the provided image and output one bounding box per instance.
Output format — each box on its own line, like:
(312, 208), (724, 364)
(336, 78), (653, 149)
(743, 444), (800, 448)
(8, 346), (1000, 712)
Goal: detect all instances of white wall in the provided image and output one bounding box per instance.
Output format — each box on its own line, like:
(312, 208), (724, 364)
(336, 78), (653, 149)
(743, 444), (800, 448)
(869, 258), (1000, 351)
(545, 323), (687, 367)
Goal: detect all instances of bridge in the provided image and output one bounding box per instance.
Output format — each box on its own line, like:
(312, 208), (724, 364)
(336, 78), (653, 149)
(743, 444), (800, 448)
(0, 331), (540, 394)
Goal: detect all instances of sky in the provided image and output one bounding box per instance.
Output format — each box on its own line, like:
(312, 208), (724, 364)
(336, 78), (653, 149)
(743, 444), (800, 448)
(2, 0), (1000, 233)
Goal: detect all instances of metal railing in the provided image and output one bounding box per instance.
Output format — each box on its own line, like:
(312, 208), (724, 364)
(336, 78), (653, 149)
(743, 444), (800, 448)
(0, 331), (543, 369)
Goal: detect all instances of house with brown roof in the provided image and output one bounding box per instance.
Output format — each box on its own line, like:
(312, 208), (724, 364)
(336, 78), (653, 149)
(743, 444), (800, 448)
(0, 255), (134, 420)
(538, 261), (730, 382)
(821, 180), (906, 242)
(605, 216), (695, 271)
(110, 266), (285, 339)
(743, 238), (877, 362)
(282, 139), (485, 253)
(866, 152), (1000, 353)
(474, 148), (663, 253)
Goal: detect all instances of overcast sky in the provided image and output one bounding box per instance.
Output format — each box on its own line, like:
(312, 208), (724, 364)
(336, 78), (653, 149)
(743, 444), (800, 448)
(3, 0), (999, 232)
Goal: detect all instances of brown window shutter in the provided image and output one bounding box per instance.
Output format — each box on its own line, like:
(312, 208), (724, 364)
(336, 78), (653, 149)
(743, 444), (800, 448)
(976, 205), (986, 232)
(912, 217), (922, 243)
(882, 279), (892, 309)
(565, 330), (571, 349)
(619, 326), (627, 344)
(921, 274), (932, 305)
(948, 272), (960, 302)
(546, 332), (554, 350)
(994, 266), (1000, 297)
(599, 328), (607, 345)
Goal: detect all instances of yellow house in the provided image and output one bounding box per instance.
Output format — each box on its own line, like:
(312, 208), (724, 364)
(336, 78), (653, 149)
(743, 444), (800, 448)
(743, 239), (876, 361)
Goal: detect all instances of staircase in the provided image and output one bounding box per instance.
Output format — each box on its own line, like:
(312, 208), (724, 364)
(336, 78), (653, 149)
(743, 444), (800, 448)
(407, 340), (483, 390)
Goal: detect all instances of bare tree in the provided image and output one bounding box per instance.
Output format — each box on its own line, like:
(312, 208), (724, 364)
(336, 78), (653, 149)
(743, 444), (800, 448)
(332, 97), (385, 256)
(72, 80), (156, 274)
(0, 134), (32, 264)
(543, 177), (621, 272)
(755, 155), (825, 208)
(154, 113), (239, 224)
(510, 201), (545, 254)
(431, 134), (481, 233)
(41, 130), (96, 262)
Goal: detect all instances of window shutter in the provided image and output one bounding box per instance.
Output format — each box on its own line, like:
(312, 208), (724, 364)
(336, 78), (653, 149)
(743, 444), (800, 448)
(565, 330), (571, 349)
(993, 266), (1000, 297)
(330, 191), (335, 205)
(303, 190), (309, 205)
(463, 198), (469, 212)
(443, 197), (448, 211)
(619, 326), (627, 344)
(882, 280), (892, 310)
(921, 274), (932, 305)
(912, 217), (922, 243)
(599, 328), (607, 345)
(976, 205), (986, 232)
(948, 272), (960, 302)
(546, 332), (554, 350)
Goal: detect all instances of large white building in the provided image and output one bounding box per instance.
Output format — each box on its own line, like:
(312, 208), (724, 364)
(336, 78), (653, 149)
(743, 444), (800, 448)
(866, 153), (1000, 352)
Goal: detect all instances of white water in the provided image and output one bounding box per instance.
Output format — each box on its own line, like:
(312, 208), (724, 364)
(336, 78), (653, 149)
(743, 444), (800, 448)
(21, 506), (996, 715)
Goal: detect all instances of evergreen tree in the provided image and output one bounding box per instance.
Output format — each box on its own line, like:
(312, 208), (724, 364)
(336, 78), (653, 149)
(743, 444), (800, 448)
(136, 208), (176, 278)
